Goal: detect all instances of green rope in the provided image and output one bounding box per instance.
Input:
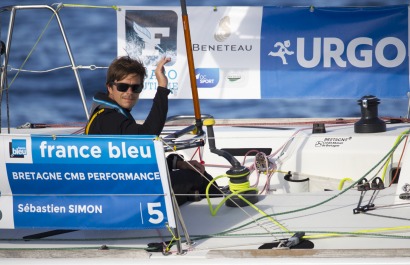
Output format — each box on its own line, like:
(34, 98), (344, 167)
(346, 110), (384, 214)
(189, 230), (410, 240)
(219, 131), (410, 235)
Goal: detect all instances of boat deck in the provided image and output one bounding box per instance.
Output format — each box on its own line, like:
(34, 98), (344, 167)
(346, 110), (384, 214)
(1, 118), (410, 264)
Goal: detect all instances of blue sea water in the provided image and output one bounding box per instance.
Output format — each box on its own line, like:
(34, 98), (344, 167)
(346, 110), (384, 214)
(0, 0), (409, 127)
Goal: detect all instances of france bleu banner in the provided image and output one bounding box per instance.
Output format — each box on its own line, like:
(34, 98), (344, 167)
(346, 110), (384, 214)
(0, 135), (176, 230)
(118, 6), (408, 99)
(260, 6), (409, 98)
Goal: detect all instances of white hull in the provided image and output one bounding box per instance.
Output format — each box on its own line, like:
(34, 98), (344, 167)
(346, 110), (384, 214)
(1, 119), (410, 264)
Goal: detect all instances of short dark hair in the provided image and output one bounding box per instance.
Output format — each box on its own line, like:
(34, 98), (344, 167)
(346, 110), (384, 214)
(106, 56), (147, 85)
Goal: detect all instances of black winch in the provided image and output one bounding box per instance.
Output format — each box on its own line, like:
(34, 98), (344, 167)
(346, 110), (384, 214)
(354, 95), (386, 133)
(204, 118), (259, 207)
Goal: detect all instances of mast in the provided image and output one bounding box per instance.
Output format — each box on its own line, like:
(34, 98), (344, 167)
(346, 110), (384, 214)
(180, 0), (203, 134)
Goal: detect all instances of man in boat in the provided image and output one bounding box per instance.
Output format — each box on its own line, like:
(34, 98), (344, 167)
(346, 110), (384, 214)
(85, 56), (220, 205)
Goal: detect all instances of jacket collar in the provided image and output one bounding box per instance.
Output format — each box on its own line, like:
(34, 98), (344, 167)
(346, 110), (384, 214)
(90, 92), (131, 119)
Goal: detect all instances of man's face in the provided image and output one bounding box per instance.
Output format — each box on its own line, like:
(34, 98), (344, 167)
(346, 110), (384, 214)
(107, 74), (142, 110)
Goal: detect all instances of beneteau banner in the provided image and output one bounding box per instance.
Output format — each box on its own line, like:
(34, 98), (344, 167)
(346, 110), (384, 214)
(117, 6), (262, 99)
(0, 135), (175, 230)
(117, 6), (408, 99)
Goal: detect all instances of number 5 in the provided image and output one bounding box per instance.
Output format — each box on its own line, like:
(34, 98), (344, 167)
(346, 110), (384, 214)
(147, 202), (164, 224)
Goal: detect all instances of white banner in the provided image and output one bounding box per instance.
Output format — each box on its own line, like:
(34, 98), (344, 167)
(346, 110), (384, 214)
(117, 6), (262, 99)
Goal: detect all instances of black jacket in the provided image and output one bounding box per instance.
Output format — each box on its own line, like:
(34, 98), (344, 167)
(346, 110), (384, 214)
(86, 86), (170, 136)
(85, 86), (219, 205)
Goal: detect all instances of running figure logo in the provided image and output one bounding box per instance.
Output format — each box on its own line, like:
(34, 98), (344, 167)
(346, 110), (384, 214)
(268, 40), (294, 64)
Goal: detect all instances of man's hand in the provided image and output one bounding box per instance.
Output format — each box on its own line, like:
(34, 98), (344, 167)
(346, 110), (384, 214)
(155, 57), (171, 88)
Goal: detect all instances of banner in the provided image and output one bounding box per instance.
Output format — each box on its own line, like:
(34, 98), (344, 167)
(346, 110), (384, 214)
(117, 6), (408, 99)
(0, 135), (175, 230)
(117, 6), (262, 99)
(260, 6), (409, 98)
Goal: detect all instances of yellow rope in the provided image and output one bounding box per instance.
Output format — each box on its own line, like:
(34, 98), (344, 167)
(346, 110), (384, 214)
(229, 181), (250, 192)
(165, 223), (180, 252)
(305, 225), (410, 240)
(338, 178), (353, 190)
(205, 174), (291, 235)
(216, 132), (410, 242)
(236, 193), (290, 234)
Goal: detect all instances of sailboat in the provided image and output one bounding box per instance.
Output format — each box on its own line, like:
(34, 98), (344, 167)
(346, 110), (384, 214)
(1, 2), (410, 264)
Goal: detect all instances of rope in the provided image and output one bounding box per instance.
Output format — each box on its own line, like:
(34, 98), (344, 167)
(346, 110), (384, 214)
(158, 126), (410, 242)
(190, 229), (410, 241)
(61, 4), (119, 10)
(205, 173), (291, 235)
(159, 137), (284, 239)
(164, 117), (410, 129)
(380, 130), (409, 182)
(6, 64), (107, 74)
(389, 133), (409, 186)
(2, 3), (115, 93)
(304, 225), (410, 240)
(0, 130), (408, 245)
(165, 224), (180, 253)
(217, 131), (410, 237)
(4, 9), (56, 92)
(338, 178), (353, 190)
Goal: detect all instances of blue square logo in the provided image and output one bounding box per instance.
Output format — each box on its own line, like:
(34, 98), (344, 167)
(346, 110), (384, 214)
(195, 68), (220, 88)
(9, 139), (27, 158)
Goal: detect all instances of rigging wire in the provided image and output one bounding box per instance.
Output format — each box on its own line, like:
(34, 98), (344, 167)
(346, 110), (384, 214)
(159, 137), (286, 240)
(4, 9), (56, 92)
(0, 2), (120, 103)
(1, 3), (117, 94)
(6, 64), (108, 74)
(159, 121), (410, 243)
(216, 130), (410, 238)
(389, 133), (409, 186)
(379, 130), (409, 183)
(61, 4), (119, 10)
